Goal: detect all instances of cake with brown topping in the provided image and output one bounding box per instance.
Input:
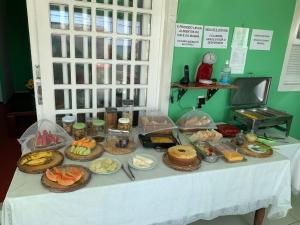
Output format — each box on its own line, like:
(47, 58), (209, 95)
(167, 145), (197, 166)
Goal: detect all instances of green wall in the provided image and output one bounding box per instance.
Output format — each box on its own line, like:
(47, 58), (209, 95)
(169, 0), (300, 139)
(6, 0), (32, 92)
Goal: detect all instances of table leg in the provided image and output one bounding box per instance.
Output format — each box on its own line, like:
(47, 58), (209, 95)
(254, 208), (266, 225)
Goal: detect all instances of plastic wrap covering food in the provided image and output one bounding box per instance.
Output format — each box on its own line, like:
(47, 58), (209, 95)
(103, 129), (136, 154)
(138, 111), (177, 135)
(189, 130), (223, 143)
(18, 119), (73, 152)
(176, 109), (216, 131)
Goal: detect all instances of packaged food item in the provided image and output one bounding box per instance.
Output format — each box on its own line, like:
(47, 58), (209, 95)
(73, 123), (86, 140)
(118, 117), (130, 131)
(216, 124), (239, 137)
(176, 109), (216, 131)
(105, 108), (118, 132)
(62, 115), (76, 136)
(189, 130), (223, 143)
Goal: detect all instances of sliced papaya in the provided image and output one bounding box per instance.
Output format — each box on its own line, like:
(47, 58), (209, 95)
(46, 169), (58, 182)
(57, 175), (75, 186)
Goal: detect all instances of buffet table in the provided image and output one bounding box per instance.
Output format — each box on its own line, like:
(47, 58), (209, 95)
(1, 139), (291, 225)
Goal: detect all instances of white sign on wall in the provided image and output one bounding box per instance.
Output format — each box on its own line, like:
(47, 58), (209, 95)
(250, 29), (273, 51)
(175, 23), (203, 48)
(203, 26), (229, 49)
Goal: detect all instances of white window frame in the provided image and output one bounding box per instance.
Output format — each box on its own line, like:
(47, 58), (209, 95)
(26, 0), (178, 121)
(278, 0), (300, 91)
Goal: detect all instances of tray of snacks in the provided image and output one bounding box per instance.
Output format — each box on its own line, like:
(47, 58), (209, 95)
(65, 138), (104, 161)
(176, 109), (217, 132)
(191, 142), (221, 163)
(138, 133), (178, 150)
(89, 158), (121, 174)
(187, 130), (223, 143)
(163, 145), (201, 171)
(41, 165), (91, 193)
(240, 141), (273, 158)
(17, 150), (64, 174)
(213, 143), (247, 163)
(128, 154), (157, 170)
(139, 111), (176, 134)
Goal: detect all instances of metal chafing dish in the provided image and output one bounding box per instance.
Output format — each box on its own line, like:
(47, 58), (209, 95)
(230, 77), (293, 136)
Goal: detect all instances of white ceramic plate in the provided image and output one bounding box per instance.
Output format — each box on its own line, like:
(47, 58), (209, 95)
(128, 154), (157, 170)
(89, 158), (121, 174)
(248, 144), (268, 153)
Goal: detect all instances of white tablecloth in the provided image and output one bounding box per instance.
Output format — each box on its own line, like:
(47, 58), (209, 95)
(2, 139), (292, 225)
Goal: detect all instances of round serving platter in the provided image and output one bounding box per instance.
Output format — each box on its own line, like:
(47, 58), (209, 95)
(41, 164), (91, 193)
(103, 139), (137, 155)
(162, 153), (201, 172)
(17, 150), (64, 174)
(64, 144), (104, 161)
(240, 141), (273, 158)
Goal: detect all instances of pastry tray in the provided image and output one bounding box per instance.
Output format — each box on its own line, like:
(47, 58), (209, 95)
(138, 133), (178, 150)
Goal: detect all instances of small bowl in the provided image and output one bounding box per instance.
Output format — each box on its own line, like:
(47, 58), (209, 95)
(204, 155), (218, 163)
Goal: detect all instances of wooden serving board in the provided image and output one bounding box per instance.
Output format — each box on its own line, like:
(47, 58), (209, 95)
(41, 164), (91, 193)
(27, 135), (67, 151)
(103, 140), (137, 155)
(240, 141), (273, 158)
(163, 153), (201, 172)
(17, 150), (64, 174)
(64, 144), (104, 161)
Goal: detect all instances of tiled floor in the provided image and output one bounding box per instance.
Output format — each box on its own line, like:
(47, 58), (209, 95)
(189, 195), (300, 225)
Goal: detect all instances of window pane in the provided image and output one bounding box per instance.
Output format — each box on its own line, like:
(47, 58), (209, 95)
(55, 89), (72, 109)
(117, 11), (132, 34)
(116, 88), (130, 107)
(77, 89), (93, 109)
(96, 37), (112, 59)
(96, 9), (113, 33)
(96, 64), (112, 84)
(117, 0), (133, 7)
(97, 89), (112, 108)
(134, 88), (147, 106)
(75, 36), (92, 58)
(116, 64), (131, 84)
(53, 63), (71, 84)
(96, 0), (113, 4)
(117, 39), (132, 60)
(136, 13), (151, 36)
(77, 113), (93, 123)
(74, 7), (92, 31)
(134, 65), (148, 84)
(76, 64), (92, 84)
(136, 40), (149, 61)
(137, 0), (152, 9)
(52, 35), (70, 58)
(50, 4), (69, 29)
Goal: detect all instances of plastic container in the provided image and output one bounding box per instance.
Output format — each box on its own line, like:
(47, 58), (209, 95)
(73, 123), (86, 140)
(105, 108), (118, 132)
(62, 115), (76, 136)
(122, 99), (134, 127)
(92, 119), (105, 142)
(86, 117), (94, 136)
(118, 117), (130, 131)
(219, 60), (231, 84)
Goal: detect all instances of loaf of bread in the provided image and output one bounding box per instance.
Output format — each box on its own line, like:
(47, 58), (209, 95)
(189, 130), (223, 143)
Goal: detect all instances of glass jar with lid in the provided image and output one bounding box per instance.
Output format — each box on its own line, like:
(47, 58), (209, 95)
(62, 115), (76, 136)
(122, 99), (134, 127)
(92, 119), (105, 142)
(105, 107), (118, 132)
(118, 117), (130, 131)
(73, 122), (86, 140)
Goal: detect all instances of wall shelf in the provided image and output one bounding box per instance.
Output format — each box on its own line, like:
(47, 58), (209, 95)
(171, 82), (237, 101)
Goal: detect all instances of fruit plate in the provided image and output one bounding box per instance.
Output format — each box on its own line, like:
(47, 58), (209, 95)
(128, 154), (157, 170)
(41, 164), (91, 193)
(64, 144), (104, 161)
(27, 135), (67, 151)
(89, 158), (121, 175)
(162, 153), (201, 172)
(17, 150), (64, 174)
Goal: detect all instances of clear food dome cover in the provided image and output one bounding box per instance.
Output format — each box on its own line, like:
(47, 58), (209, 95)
(138, 110), (177, 135)
(176, 109), (217, 131)
(18, 119), (73, 151)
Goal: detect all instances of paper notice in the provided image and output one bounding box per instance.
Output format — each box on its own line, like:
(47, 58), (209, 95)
(232, 27), (249, 48)
(230, 47), (248, 74)
(175, 23), (203, 48)
(250, 29), (273, 51)
(203, 26), (229, 49)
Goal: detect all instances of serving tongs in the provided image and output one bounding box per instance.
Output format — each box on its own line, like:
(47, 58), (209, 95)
(121, 164), (135, 181)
